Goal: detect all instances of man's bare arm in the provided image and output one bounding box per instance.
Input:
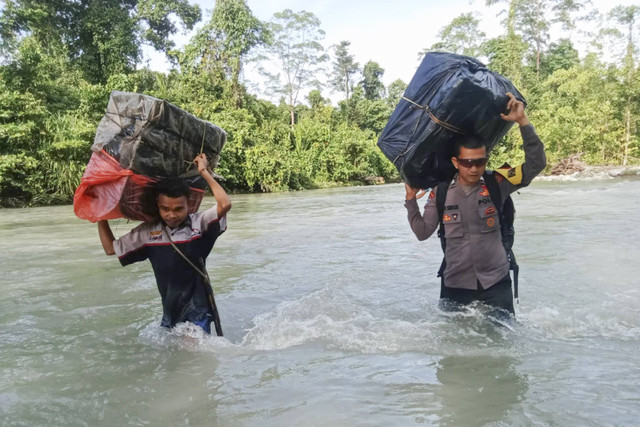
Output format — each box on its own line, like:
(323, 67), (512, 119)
(98, 220), (116, 255)
(194, 154), (232, 218)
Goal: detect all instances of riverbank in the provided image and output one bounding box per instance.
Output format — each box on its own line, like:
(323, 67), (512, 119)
(542, 165), (640, 181)
(2, 165), (639, 209)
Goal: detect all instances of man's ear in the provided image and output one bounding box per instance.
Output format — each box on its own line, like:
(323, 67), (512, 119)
(451, 157), (459, 170)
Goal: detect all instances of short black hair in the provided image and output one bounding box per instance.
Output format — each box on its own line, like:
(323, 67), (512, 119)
(154, 176), (190, 199)
(141, 177), (190, 219)
(453, 135), (487, 157)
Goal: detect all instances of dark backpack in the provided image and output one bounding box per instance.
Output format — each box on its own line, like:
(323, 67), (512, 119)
(435, 171), (520, 300)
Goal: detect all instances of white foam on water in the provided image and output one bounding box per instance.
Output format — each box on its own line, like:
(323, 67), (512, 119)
(131, 283), (637, 358)
(240, 287), (520, 355)
(521, 303), (640, 342)
(138, 321), (245, 354)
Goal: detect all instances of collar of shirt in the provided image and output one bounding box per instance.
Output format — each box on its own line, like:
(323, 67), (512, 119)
(164, 215), (193, 236)
(453, 173), (485, 196)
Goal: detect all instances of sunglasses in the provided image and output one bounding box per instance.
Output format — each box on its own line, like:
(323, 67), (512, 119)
(456, 157), (489, 168)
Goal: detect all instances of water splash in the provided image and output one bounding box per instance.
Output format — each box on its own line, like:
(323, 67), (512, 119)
(138, 321), (242, 354)
(240, 287), (521, 355)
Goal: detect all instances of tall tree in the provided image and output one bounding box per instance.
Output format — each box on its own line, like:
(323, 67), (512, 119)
(209, 0), (268, 107)
(519, 0), (551, 78)
(306, 89), (329, 110)
(259, 9), (328, 125)
(486, 0), (526, 86)
(519, 0), (592, 79)
(386, 79), (407, 107)
(425, 12), (486, 57)
(607, 5), (639, 165)
(487, 0), (593, 79)
(539, 38), (580, 77)
(552, 0), (594, 34)
(0, 0), (201, 83)
(360, 60), (385, 100)
(330, 40), (359, 100)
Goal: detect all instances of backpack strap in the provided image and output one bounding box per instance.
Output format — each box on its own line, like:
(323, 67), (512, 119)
(483, 171), (520, 302)
(435, 181), (450, 297)
(435, 181), (449, 253)
(435, 180), (450, 282)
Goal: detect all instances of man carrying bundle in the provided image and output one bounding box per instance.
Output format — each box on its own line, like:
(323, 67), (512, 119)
(97, 154), (231, 335)
(403, 93), (546, 318)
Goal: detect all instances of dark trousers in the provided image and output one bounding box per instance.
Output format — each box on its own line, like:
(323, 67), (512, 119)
(439, 274), (515, 317)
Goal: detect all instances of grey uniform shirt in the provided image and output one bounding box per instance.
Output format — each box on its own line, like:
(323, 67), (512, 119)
(405, 125), (546, 290)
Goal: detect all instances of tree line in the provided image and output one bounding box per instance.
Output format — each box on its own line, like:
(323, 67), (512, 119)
(0, 0), (638, 207)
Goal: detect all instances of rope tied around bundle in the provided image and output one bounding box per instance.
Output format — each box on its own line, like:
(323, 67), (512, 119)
(391, 96), (468, 165)
(401, 96), (467, 135)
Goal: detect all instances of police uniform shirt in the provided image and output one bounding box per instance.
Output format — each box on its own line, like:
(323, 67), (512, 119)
(113, 207), (227, 327)
(405, 124), (546, 290)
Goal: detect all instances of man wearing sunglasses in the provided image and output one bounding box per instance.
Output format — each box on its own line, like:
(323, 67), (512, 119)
(403, 92), (546, 318)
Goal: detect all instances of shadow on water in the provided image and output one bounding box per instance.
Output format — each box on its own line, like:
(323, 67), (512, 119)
(435, 355), (527, 426)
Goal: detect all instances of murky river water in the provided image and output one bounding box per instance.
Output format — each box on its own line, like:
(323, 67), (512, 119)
(1, 176), (639, 426)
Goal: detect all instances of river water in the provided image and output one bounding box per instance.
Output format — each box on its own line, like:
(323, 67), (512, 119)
(1, 176), (639, 426)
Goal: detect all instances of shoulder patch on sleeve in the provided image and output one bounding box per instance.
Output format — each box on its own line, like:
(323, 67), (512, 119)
(495, 164), (523, 185)
(426, 189), (436, 204)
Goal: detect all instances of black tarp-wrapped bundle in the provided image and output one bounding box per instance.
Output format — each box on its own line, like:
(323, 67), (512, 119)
(74, 91), (226, 222)
(377, 52), (526, 189)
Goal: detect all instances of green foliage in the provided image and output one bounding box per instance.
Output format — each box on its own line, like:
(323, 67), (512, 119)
(483, 34), (528, 86)
(386, 79), (407, 108)
(532, 62), (621, 164)
(244, 128), (304, 192)
(195, 0), (268, 107)
(0, 84), (47, 153)
(337, 86), (392, 134)
(1, 0), (201, 83)
(330, 40), (359, 100)
(539, 39), (580, 78)
(306, 90), (329, 109)
(0, 3), (638, 206)
(426, 12), (486, 57)
(36, 113), (95, 202)
(0, 153), (39, 204)
(260, 9), (328, 125)
(137, 0), (201, 51)
(360, 61), (385, 100)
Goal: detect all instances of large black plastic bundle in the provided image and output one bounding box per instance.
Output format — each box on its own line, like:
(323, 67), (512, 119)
(92, 91), (226, 188)
(377, 52), (525, 189)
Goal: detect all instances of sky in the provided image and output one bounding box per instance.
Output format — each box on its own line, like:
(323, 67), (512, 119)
(140, 0), (638, 104)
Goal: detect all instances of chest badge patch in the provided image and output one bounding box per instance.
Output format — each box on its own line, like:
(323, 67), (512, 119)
(452, 213), (459, 221)
(479, 185), (489, 197)
(485, 207), (496, 216)
(486, 217), (496, 227)
(443, 214), (452, 222)
(149, 230), (163, 242)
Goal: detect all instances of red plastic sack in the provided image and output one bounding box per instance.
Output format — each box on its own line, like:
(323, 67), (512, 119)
(74, 150), (203, 223)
